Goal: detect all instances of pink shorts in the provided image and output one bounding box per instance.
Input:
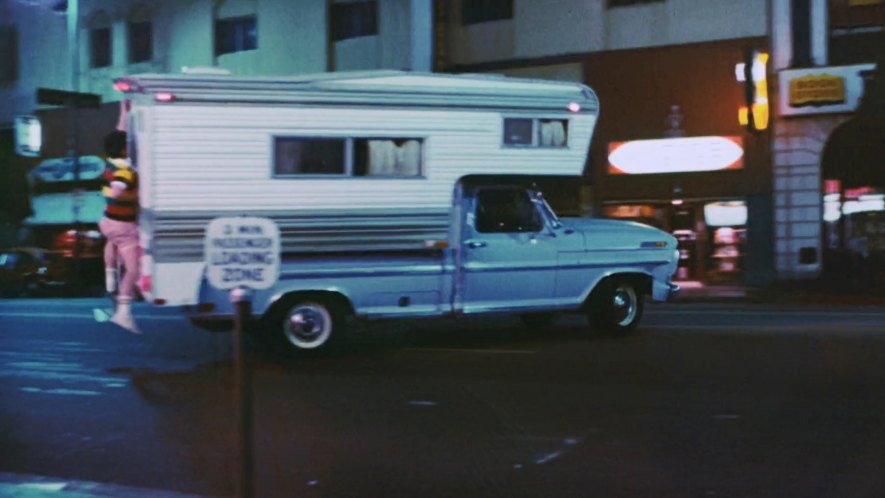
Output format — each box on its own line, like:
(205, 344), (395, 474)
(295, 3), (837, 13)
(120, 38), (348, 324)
(99, 217), (139, 251)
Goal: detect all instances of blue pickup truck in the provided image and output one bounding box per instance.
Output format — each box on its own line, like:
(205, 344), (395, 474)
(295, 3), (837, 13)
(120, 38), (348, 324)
(119, 71), (679, 354)
(185, 179), (680, 354)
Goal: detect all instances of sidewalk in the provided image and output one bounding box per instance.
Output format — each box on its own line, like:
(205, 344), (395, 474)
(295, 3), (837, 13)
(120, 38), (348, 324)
(675, 280), (885, 306)
(0, 473), (209, 498)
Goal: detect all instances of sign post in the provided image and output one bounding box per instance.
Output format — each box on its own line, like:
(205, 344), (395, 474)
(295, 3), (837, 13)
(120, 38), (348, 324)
(205, 217), (280, 498)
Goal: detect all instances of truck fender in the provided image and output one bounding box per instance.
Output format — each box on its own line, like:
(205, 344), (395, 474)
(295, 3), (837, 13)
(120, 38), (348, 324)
(579, 271), (653, 311)
(264, 289), (356, 321)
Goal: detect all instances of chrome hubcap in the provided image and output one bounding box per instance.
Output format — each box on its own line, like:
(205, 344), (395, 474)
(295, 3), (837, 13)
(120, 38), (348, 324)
(612, 285), (637, 327)
(285, 303), (331, 349)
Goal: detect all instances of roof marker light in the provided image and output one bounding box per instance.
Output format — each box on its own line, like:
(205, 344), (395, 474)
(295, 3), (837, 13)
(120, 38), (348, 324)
(155, 92), (175, 103)
(567, 102), (581, 113)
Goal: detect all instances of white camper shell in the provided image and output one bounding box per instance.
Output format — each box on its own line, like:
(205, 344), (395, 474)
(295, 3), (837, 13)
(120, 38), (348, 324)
(115, 71), (599, 306)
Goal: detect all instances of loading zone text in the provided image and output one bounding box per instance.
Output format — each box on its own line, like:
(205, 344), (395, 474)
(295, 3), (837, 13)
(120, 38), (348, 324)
(206, 218), (279, 288)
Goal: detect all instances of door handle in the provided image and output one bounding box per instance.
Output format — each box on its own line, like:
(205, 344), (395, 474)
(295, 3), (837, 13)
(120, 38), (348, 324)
(466, 240), (487, 249)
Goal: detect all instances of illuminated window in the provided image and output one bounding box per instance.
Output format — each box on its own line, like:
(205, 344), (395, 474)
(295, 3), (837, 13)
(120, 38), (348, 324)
(215, 16), (257, 56)
(462, 0), (513, 25)
(503, 118), (568, 148)
(331, 1), (378, 41)
(274, 137), (423, 177)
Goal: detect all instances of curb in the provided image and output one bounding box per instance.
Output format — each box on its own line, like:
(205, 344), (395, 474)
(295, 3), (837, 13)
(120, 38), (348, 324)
(0, 473), (211, 498)
(674, 291), (885, 306)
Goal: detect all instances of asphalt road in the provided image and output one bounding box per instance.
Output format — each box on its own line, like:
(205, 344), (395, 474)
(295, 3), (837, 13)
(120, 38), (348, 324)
(1, 299), (885, 498)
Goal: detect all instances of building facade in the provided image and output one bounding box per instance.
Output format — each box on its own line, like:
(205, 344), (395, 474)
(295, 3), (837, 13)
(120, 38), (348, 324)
(1, 0), (881, 287)
(0, 0), (433, 125)
(769, 0), (884, 290)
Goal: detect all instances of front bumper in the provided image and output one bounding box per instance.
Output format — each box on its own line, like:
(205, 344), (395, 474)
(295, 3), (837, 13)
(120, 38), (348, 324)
(652, 280), (680, 302)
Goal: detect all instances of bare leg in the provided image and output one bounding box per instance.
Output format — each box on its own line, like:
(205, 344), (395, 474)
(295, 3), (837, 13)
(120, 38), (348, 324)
(110, 227), (141, 334)
(103, 240), (118, 294)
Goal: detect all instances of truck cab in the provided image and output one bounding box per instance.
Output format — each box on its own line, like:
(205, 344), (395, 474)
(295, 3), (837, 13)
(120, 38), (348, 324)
(454, 179), (679, 319)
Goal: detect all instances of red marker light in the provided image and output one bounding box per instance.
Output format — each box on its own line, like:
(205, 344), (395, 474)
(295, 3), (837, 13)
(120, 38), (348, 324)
(113, 81), (132, 92)
(155, 92), (175, 102)
(567, 102), (581, 113)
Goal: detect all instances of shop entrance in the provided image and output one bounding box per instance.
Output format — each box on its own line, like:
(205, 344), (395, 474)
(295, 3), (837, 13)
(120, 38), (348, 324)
(604, 199), (748, 283)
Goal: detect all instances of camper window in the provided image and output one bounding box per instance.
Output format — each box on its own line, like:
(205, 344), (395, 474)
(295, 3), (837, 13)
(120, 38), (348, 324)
(274, 137), (346, 176)
(504, 119), (533, 146)
(503, 118), (568, 148)
(353, 138), (422, 177)
(274, 136), (423, 178)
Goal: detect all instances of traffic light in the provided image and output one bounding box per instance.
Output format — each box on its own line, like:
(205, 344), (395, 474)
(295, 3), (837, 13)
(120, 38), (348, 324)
(735, 49), (769, 132)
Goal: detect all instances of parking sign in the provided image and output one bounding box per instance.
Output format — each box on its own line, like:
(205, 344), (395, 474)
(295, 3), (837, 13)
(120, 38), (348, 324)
(205, 217), (280, 290)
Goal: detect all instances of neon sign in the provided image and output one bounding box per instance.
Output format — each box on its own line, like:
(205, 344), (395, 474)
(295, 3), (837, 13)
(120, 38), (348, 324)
(608, 136), (743, 175)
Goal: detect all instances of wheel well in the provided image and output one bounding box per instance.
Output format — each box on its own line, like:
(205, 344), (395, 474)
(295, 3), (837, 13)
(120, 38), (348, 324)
(582, 273), (653, 311)
(264, 290), (355, 322)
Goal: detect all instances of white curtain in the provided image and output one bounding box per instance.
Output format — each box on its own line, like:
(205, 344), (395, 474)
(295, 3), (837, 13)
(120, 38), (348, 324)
(540, 121), (566, 147)
(396, 140), (421, 176)
(368, 140), (397, 175)
(369, 140), (421, 176)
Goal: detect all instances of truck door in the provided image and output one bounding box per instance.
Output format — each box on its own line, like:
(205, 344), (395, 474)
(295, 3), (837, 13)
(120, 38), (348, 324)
(457, 186), (557, 312)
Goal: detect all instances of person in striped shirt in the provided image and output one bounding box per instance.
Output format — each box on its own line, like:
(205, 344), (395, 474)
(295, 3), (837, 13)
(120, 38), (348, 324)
(98, 130), (141, 334)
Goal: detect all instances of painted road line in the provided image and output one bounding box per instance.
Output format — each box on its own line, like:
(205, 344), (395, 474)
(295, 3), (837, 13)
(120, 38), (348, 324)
(646, 309), (885, 317)
(404, 347), (536, 355)
(407, 400), (439, 407)
(647, 324), (885, 332)
(19, 386), (103, 396)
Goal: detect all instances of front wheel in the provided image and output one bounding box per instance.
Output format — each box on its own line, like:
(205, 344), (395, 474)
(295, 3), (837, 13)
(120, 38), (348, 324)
(265, 296), (350, 355)
(588, 279), (644, 335)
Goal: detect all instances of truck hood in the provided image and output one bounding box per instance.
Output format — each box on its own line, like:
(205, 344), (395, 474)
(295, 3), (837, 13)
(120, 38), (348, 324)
(559, 217), (677, 249)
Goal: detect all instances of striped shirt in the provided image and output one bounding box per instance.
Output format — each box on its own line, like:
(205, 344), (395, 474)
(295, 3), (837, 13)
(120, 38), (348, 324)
(102, 158), (139, 222)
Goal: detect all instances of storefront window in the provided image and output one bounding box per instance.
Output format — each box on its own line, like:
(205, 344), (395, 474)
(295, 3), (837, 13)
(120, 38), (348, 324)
(604, 199), (748, 283)
(822, 180), (885, 253)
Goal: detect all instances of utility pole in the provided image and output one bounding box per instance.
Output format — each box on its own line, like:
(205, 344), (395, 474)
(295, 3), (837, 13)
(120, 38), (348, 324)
(67, 0), (82, 287)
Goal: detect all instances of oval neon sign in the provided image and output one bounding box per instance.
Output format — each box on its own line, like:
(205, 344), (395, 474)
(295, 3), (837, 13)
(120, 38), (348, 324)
(608, 136), (744, 175)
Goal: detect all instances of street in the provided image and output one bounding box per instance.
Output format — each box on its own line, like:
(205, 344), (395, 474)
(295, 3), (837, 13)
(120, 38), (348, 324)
(2, 299), (885, 498)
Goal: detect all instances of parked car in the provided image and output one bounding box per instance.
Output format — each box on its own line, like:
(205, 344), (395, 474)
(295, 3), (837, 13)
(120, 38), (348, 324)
(0, 247), (71, 297)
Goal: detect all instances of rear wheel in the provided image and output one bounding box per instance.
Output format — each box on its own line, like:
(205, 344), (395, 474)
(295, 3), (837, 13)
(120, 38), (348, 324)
(265, 295), (350, 355)
(588, 279), (644, 335)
